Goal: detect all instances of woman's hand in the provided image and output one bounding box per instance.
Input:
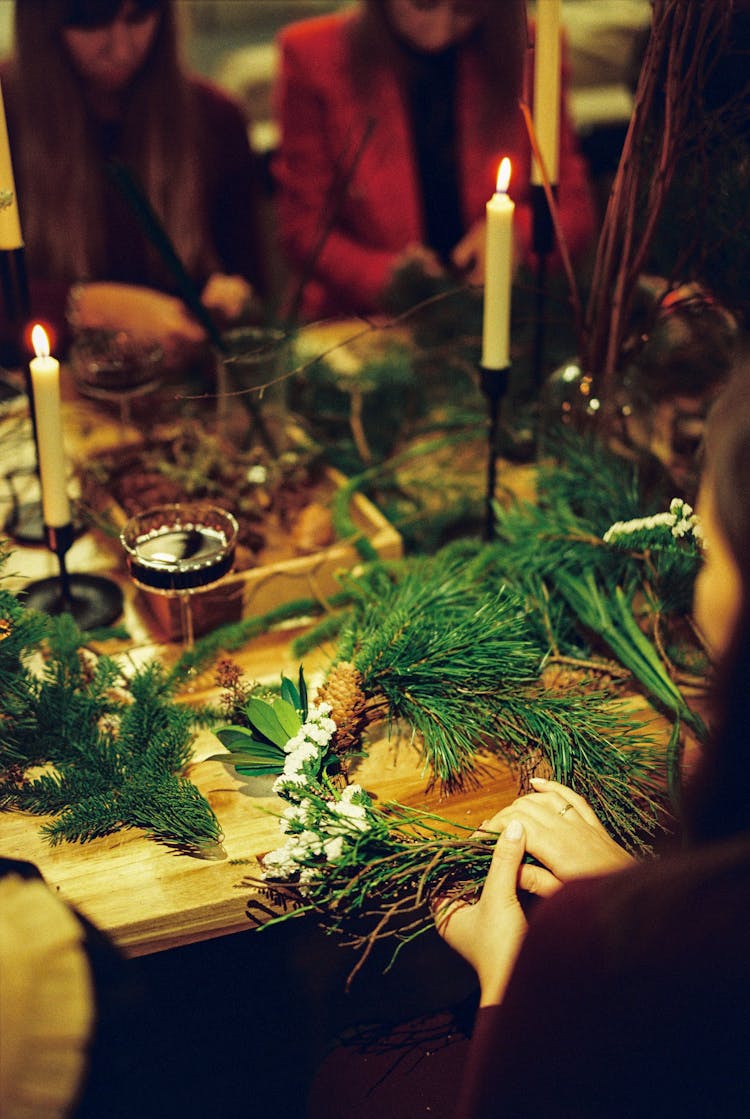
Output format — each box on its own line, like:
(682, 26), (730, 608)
(388, 242), (447, 286)
(73, 282), (208, 365)
(201, 273), (256, 326)
(487, 778), (635, 898)
(450, 220), (486, 284)
(451, 218), (523, 285)
(433, 818), (528, 1007)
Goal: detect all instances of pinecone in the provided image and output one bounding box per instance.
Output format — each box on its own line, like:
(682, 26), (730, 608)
(517, 748), (554, 796)
(317, 661), (369, 762)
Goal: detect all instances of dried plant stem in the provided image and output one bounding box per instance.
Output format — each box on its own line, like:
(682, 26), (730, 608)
(348, 387), (372, 463)
(583, 0), (731, 400)
(546, 653), (630, 679)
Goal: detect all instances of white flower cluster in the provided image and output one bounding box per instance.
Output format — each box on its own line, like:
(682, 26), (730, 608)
(603, 498), (703, 545)
(263, 703), (375, 882)
(263, 782), (374, 883)
(271, 701), (337, 795)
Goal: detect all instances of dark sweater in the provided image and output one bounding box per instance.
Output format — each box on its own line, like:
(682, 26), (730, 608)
(459, 835), (750, 1118)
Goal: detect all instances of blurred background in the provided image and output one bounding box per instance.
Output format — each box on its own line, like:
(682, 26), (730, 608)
(0, 0), (652, 216)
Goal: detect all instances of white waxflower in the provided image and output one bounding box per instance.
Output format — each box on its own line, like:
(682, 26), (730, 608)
(333, 800), (369, 826)
(272, 772), (307, 796)
(603, 501), (703, 545)
(284, 741), (321, 775)
(298, 829), (324, 856)
(322, 799), (371, 837)
(262, 842), (300, 877)
(306, 724), (333, 746)
(310, 701), (333, 719)
(283, 731), (307, 754)
(669, 498), (693, 517)
(339, 783), (364, 803)
(323, 835), (345, 862)
(279, 804), (307, 833)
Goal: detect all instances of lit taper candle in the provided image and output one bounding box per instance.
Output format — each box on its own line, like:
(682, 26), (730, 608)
(30, 324), (71, 527)
(481, 158), (514, 370)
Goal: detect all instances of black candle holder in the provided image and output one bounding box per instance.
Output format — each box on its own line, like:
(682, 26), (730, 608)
(22, 522), (124, 630)
(531, 183), (558, 397)
(479, 364), (510, 541)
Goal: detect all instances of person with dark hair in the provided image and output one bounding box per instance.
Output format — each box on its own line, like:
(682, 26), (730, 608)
(273, 0), (596, 322)
(0, 0), (268, 364)
(434, 363), (750, 1117)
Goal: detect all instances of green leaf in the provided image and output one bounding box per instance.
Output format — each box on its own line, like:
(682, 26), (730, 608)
(236, 762), (285, 777)
(272, 698), (302, 740)
(298, 666), (308, 720)
(280, 674), (300, 710)
(244, 698), (291, 748)
(204, 751), (284, 769)
(215, 728), (285, 760)
(214, 726), (257, 752)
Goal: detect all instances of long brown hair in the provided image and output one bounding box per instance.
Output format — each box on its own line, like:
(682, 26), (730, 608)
(348, 0), (527, 132)
(6, 0), (216, 283)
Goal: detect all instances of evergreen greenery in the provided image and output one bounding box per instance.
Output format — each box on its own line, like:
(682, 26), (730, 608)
(0, 556), (221, 850)
(306, 542), (670, 852)
(1, 427), (708, 871)
(232, 432), (708, 860)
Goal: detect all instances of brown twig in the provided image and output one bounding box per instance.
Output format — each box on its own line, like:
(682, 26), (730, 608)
(545, 654), (631, 679)
(581, 0), (732, 405)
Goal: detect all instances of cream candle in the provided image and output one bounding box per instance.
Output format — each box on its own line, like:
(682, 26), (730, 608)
(481, 158), (514, 370)
(0, 79), (23, 250)
(30, 325), (71, 527)
(531, 0), (562, 187)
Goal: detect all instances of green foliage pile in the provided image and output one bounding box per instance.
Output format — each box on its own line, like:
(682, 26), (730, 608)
(286, 432), (708, 852)
(0, 551), (221, 850)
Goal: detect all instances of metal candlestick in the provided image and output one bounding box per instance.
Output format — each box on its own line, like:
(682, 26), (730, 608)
(480, 364), (510, 541)
(531, 183), (558, 396)
(22, 522), (124, 630)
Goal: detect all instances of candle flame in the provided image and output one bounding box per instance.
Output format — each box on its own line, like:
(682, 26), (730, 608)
(31, 323), (50, 359)
(496, 157), (511, 194)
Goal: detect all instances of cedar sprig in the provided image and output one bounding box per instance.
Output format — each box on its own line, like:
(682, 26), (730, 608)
(0, 584), (221, 849)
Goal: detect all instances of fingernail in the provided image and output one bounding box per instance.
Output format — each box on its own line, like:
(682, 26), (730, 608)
(530, 777), (547, 787)
(505, 819), (523, 840)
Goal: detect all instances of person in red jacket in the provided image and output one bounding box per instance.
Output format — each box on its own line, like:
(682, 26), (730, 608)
(273, 0), (596, 322)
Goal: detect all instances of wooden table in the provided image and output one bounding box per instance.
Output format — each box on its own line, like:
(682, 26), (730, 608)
(0, 378), (518, 957)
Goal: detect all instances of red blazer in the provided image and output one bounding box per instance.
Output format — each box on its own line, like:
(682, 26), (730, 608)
(273, 10), (596, 321)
